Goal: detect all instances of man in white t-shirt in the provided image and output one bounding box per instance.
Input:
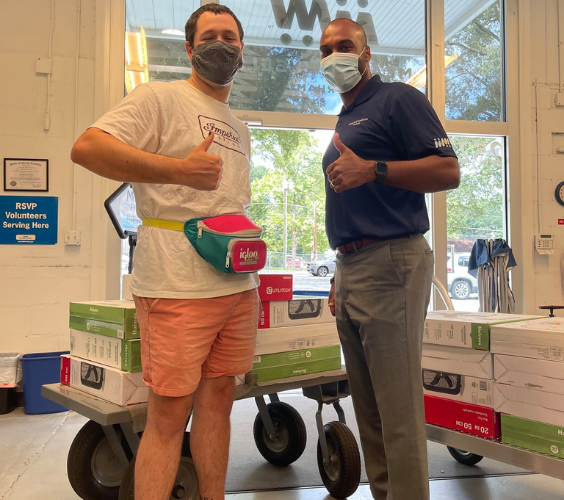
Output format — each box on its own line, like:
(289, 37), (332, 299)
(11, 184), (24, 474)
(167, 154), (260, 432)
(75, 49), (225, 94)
(71, 5), (258, 499)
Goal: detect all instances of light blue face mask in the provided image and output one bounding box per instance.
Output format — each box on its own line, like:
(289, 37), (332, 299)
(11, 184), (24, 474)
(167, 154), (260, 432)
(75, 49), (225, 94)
(320, 48), (366, 93)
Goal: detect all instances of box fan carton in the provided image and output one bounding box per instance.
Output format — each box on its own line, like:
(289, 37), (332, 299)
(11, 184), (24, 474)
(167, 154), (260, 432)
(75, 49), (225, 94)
(424, 394), (501, 439)
(251, 345), (341, 383)
(259, 296), (334, 329)
(257, 274), (293, 302)
(60, 355), (148, 406)
(490, 317), (564, 361)
(501, 414), (564, 459)
(422, 344), (494, 407)
(70, 329), (141, 372)
(424, 311), (542, 350)
(69, 300), (139, 339)
(494, 355), (564, 427)
(255, 322), (339, 356)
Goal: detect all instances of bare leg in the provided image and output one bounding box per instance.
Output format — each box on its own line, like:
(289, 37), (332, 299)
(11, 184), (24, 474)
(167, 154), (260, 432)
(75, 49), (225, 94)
(190, 376), (235, 500)
(135, 390), (193, 500)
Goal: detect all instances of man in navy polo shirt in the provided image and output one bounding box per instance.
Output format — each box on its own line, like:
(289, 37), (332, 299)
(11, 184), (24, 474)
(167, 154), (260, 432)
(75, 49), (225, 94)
(320, 18), (459, 500)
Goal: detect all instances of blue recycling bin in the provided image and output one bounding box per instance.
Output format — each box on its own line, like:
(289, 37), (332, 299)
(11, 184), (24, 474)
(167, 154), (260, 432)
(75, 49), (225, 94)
(21, 351), (69, 414)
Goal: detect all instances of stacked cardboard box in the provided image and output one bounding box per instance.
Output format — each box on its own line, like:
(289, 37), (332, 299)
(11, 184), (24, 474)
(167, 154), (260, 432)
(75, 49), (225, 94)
(422, 311), (542, 439)
(61, 300), (148, 406)
(491, 317), (564, 459)
(252, 274), (341, 383)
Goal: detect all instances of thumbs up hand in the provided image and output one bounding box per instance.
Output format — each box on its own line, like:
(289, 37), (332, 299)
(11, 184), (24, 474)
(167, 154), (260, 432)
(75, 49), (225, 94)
(180, 131), (224, 190)
(326, 133), (377, 193)
(332, 133), (350, 156)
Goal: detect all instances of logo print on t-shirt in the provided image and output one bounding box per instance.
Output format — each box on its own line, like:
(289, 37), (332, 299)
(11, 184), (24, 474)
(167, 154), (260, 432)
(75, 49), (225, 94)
(198, 115), (245, 156)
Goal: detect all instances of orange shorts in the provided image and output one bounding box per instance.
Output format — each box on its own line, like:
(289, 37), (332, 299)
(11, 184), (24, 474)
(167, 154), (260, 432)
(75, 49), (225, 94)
(133, 289), (259, 397)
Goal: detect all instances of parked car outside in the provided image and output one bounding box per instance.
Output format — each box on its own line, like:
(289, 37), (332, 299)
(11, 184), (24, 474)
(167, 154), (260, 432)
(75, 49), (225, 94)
(307, 254), (336, 277)
(447, 253), (478, 300)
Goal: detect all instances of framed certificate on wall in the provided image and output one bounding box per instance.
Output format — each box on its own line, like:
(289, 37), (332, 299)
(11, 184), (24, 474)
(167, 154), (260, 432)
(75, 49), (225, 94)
(3, 158), (49, 192)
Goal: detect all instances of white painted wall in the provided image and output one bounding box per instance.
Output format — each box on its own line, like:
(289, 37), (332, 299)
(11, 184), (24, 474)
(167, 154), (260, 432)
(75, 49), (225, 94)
(525, 0), (564, 313)
(0, 0), (120, 354)
(0, 0), (563, 355)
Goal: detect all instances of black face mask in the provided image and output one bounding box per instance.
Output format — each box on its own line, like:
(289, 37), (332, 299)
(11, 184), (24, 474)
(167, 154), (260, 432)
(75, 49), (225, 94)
(191, 40), (243, 85)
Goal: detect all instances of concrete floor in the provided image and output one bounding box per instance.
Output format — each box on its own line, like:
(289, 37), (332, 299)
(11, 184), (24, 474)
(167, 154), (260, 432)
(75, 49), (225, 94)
(1, 407), (563, 500)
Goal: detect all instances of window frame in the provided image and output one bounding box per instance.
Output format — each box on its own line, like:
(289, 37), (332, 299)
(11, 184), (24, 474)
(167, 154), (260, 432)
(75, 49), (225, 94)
(97, 0), (522, 311)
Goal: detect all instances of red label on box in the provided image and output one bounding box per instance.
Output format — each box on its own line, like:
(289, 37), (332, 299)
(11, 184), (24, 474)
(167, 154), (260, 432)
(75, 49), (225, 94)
(559, 219), (564, 225)
(257, 274), (293, 301)
(424, 395), (501, 439)
(258, 301), (270, 329)
(60, 355), (70, 386)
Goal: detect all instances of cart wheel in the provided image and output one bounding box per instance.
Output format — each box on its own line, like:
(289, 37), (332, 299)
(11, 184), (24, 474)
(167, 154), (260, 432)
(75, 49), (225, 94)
(317, 421), (361, 499)
(253, 401), (307, 466)
(67, 420), (134, 500)
(447, 446), (484, 465)
(119, 432), (197, 500)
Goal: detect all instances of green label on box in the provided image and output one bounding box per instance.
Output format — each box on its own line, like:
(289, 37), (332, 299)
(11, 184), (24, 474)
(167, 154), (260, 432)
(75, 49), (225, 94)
(251, 357), (341, 382)
(70, 316), (140, 340)
(70, 329), (142, 372)
(69, 301), (137, 325)
(501, 414), (564, 459)
(122, 340), (142, 372)
(470, 323), (490, 350)
(253, 345), (341, 369)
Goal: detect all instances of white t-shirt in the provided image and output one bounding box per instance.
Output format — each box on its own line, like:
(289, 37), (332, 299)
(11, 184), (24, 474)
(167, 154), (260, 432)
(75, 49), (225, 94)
(92, 80), (259, 299)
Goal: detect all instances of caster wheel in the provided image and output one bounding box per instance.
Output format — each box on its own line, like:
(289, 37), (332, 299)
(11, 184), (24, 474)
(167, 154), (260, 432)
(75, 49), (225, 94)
(253, 401), (307, 466)
(317, 421), (361, 499)
(67, 420), (134, 500)
(447, 446), (484, 466)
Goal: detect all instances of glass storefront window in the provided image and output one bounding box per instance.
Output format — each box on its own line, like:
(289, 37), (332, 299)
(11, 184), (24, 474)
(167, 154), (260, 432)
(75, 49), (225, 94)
(444, 0), (505, 121)
(124, 0), (427, 110)
(446, 135), (506, 310)
(249, 128), (334, 292)
(222, 0), (426, 113)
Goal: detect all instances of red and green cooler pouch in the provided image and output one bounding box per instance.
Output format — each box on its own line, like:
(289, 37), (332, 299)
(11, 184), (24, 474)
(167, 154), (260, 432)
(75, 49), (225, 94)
(143, 214), (267, 273)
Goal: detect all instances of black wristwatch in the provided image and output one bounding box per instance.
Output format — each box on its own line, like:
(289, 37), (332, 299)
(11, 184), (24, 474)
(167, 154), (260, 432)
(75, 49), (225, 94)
(374, 161), (388, 184)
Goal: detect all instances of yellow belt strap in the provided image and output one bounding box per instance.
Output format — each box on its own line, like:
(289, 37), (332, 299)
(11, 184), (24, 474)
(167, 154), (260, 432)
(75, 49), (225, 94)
(142, 218), (184, 232)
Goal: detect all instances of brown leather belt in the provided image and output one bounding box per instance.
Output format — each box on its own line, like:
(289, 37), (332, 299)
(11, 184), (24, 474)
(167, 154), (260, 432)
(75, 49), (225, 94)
(336, 237), (381, 255)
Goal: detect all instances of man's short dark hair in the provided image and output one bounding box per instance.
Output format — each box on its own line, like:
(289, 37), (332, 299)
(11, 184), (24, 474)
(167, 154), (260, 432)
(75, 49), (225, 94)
(185, 4), (244, 46)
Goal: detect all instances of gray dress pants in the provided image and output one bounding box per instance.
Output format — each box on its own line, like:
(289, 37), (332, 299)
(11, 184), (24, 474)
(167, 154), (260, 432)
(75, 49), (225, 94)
(334, 234), (433, 500)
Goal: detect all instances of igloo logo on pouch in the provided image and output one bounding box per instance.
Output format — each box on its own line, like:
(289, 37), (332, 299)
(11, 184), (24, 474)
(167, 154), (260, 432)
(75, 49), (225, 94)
(198, 116), (245, 156)
(232, 240), (266, 273)
(240, 247), (259, 264)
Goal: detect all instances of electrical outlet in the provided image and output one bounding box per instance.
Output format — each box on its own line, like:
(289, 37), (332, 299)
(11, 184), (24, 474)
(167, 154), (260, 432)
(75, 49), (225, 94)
(64, 230), (81, 246)
(555, 92), (564, 107)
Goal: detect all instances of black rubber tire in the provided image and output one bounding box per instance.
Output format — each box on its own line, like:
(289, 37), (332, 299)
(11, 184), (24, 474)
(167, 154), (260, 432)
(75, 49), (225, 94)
(118, 432), (196, 500)
(317, 421), (361, 499)
(317, 266), (329, 277)
(447, 446), (484, 465)
(253, 401), (307, 466)
(67, 420), (134, 500)
(452, 279), (471, 300)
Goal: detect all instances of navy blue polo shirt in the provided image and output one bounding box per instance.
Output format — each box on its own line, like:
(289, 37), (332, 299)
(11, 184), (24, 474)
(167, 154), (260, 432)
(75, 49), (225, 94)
(322, 75), (457, 249)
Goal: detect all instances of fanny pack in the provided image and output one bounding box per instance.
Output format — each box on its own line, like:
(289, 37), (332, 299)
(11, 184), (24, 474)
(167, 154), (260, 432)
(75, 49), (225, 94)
(143, 214), (267, 274)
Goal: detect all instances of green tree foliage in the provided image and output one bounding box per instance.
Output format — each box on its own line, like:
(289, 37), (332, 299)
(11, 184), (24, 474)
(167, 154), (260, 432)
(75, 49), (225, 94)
(445, 2), (502, 121)
(249, 129), (330, 258)
(447, 136), (504, 240)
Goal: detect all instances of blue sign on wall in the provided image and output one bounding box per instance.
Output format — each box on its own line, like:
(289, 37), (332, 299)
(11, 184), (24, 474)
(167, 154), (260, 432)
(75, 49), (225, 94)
(0, 196), (58, 245)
